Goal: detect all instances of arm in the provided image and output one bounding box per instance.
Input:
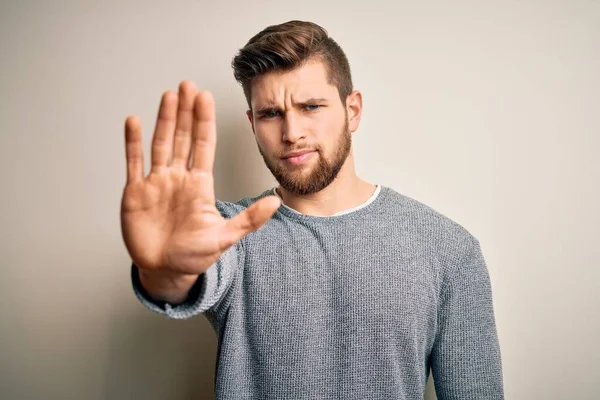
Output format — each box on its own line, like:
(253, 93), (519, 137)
(430, 236), (504, 399)
(120, 81), (279, 319)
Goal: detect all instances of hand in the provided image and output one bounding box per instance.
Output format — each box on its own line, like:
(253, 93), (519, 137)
(120, 81), (280, 280)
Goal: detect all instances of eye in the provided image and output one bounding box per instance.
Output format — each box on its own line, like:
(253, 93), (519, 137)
(261, 110), (281, 119)
(305, 104), (321, 111)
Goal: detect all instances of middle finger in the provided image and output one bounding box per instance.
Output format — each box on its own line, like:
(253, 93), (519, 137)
(171, 80), (197, 169)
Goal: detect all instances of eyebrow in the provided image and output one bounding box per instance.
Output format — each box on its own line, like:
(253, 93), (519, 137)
(300, 98), (328, 104)
(255, 98), (329, 115)
(255, 103), (279, 115)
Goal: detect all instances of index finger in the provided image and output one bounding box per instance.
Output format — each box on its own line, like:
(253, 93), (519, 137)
(190, 91), (217, 173)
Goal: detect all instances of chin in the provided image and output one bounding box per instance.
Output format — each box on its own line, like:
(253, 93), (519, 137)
(260, 145), (346, 195)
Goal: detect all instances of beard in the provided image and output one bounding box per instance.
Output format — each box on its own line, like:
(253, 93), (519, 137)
(257, 119), (352, 196)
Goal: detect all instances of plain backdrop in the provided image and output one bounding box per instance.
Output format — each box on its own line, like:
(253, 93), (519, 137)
(1, 1), (598, 399)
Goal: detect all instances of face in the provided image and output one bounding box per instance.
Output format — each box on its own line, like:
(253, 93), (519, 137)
(247, 60), (361, 196)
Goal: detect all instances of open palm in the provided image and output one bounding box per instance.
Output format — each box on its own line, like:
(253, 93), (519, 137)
(120, 81), (280, 281)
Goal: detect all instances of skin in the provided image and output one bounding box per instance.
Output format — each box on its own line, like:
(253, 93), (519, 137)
(247, 59), (376, 216)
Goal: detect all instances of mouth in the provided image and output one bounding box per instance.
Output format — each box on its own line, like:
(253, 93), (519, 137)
(281, 150), (317, 165)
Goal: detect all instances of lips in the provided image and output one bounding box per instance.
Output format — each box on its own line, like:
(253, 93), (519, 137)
(282, 150), (314, 159)
(281, 150), (316, 165)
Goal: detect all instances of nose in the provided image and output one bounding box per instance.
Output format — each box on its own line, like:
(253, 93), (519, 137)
(282, 113), (305, 143)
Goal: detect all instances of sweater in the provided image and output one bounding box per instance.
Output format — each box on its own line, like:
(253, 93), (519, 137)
(131, 185), (504, 399)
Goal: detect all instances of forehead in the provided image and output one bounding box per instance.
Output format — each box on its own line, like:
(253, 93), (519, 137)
(250, 60), (338, 108)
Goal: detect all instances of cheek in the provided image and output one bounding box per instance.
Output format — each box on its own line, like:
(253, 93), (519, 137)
(254, 128), (279, 153)
(314, 113), (344, 144)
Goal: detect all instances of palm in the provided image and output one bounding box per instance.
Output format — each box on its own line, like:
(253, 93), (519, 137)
(121, 167), (224, 274)
(120, 81), (279, 276)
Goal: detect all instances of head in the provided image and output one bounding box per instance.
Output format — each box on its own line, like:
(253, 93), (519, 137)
(231, 20), (363, 196)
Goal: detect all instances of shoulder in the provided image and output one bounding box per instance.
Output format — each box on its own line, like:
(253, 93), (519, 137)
(380, 186), (479, 257)
(380, 187), (485, 288)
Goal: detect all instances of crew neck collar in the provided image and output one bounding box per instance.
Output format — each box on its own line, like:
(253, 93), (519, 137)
(270, 185), (388, 221)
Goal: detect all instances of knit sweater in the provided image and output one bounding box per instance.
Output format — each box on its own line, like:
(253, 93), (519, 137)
(131, 185), (504, 399)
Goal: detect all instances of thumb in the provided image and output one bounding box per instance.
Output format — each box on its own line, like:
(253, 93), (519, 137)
(219, 196), (281, 250)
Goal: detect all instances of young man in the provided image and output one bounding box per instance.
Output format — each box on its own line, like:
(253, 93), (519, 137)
(121, 20), (504, 399)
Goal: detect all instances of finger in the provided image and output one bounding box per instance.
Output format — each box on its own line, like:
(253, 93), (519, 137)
(190, 91), (217, 173)
(124, 115), (144, 183)
(219, 196), (281, 250)
(151, 91), (178, 173)
(171, 81), (197, 170)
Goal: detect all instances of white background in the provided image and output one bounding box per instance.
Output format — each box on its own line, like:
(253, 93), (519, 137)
(1, 1), (598, 399)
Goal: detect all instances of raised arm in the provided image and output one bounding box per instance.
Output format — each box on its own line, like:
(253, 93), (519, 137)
(120, 81), (280, 305)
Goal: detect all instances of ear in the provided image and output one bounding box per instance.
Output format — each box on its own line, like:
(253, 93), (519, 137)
(345, 90), (363, 133)
(246, 109), (256, 135)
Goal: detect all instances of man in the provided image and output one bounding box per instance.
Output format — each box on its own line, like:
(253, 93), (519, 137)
(121, 20), (504, 399)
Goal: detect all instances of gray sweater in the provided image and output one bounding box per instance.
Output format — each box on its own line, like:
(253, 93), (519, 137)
(131, 186), (504, 399)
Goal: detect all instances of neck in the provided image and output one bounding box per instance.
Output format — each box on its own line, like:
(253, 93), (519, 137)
(276, 152), (376, 216)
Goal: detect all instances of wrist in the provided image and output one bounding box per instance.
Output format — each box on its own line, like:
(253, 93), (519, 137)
(138, 269), (199, 304)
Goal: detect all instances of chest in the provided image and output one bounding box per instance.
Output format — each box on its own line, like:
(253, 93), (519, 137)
(238, 227), (441, 340)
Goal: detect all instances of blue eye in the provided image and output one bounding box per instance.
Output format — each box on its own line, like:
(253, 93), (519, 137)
(305, 104), (321, 111)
